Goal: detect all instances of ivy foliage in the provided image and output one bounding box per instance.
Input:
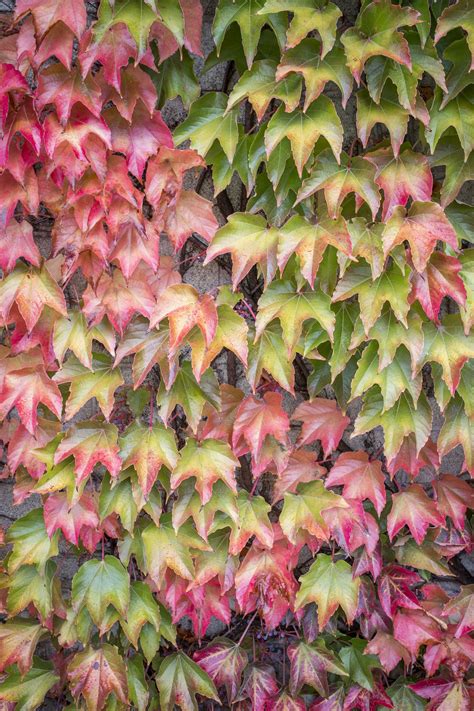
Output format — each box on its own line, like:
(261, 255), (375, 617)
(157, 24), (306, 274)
(0, 0), (473, 709)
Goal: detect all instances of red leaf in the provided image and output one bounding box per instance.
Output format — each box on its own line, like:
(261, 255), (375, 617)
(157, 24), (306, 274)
(387, 484), (445, 545)
(15, 0), (87, 39)
(105, 104), (173, 178)
(377, 564), (422, 618)
(433, 474), (474, 531)
(325, 451), (386, 515)
(194, 639), (248, 704)
(292, 398), (349, 457)
(233, 392), (290, 465)
(365, 630), (412, 673)
(35, 22), (75, 69)
(236, 664), (279, 711)
(393, 608), (444, 656)
(0, 220), (40, 272)
(409, 252), (467, 322)
(79, 26), (137, 94)
(44, 491), (99, 547)
(37, 65), (102, 125)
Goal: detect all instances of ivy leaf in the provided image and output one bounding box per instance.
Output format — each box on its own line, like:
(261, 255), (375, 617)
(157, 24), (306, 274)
(437, 395), (473, 476)
(350, 343), (422, 412)
(393, 609), (443, 657)
(194, 638), (248, 704)
(213, 0), (286, 69)
(353, 390), (432, 462)
(297, 149), (381, 220)
(357, 86), (409, 157)
(0, 262), (67, 332)
(387, 484), (445, 545)
(273, 691), (306, 710)
(156, 362), (221, 434)
(205, 212), (280, 288)
(67, 644), (128, 711)
(121, 580), (161, 648)
(53, 353), (124, 421)
(278, 214), (353, 288)
(295, 554), (360, 628)
(409, 252), (467, 322)
(386, 681), (427, 710)
(418, 314), (474, 395)
(119, 422), (178, 500)
(435, 0), (474, 70)
(227, 59), (302, 120)
(377, 564), (422, 617)
(442, 585), (474, 639)
(0, 620), (45, 675)
(247, 321), (295, 393)
(276, 40), (353, 111)
(106, 104), (173, 178)
(433, 473), (474, 531)
(365, 147), (433, 220)
(340, 0), (420, 83)
(37, 65), (102, 125)
(433, 139), (474, 209)
(127, 654), (149, 711)
(53, 311), (115, 370)
(15, 0), (87, 39)
(218, 491), (274, 554)
(93, 0), (156, 58)
(171, 437), (239, 504)
(366, 632), (413, 674)
(256, 279), (335, 357)
(156, 651), (219, 711)
(0, 659), (59, 711)
(44, 490), (99, 547)
(425, 87), (474, 160)
(333, 262), (410, 335)
(142, 514), (208, 589)
(288, 639), (348, 696)
(325, 451), (386, 515)
(292, 398), (349, 456)
(71, 555), (130, 627)
(150, 284), (218, 357)
(339, 639), (381, 691)
(260, 0), (341, 56)
(280, 480), (348, 543)
(236, 664), (279, 711)
(54, 421), (122, 484)
(350, 304), (424, 372)
(233, 391), (290, 463)
(174, 92), (239, 162)
(6, 562), (57, 622)
(382, 201), (458, 273)
(6, 508), (59, 574)
(265, 99), (343, 176)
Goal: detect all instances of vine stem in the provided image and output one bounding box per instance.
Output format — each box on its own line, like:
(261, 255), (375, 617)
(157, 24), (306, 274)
(237, 610), (259, 646)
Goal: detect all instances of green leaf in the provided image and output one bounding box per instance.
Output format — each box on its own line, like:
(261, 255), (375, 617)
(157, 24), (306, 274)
(265, 98), (343, 176)
(248, 321), (295, 393)
(259, 0), (342, 57)
(227, 59), (302, 120)
(142, 513), (209, 589)
(170, 437), (239, 504)
(295, 554), (360, 628)
(340, 0), (420, 83)
(0, 659), (58, 711)
(426, 86), (474, 160)
(256, 278), (335, 357)
(174, 92), (239, 162)
(298, 149), (381, 219)
(213, 0), (287, 69)
(6, 509), (59, 574)
(156, 362), (221, 433)
(127, 654), (149, 711)
(71, 556), (130, 627)
(276, 39), (352, 111)
(353, 390), (432, 461)
(121, 581), (161, 648)
(339, 639), (381, 690)
(156, 652), (219, 711)
(333, 262), (410, 335)
(7, 562), (57, 622)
